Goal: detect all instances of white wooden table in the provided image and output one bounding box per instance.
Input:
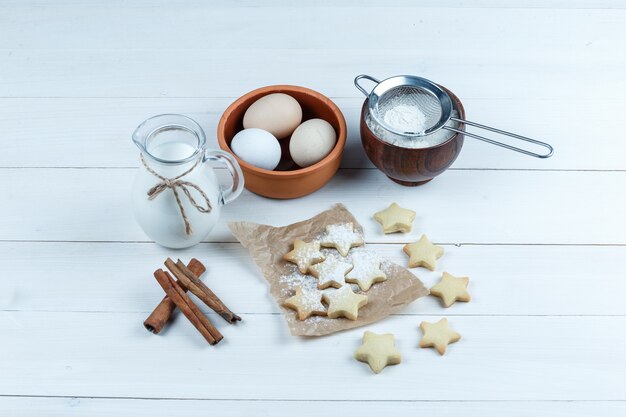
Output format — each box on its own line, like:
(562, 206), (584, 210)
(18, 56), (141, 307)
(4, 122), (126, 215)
(1, 1), (625, 415)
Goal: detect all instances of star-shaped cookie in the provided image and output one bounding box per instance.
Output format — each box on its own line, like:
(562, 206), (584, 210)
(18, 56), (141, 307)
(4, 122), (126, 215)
(419, 318), (461, 355)
(345, 251), (386, 291)
(354, 331), (401, 374)
(283, 239), (325, 274)
(308, 257), (353, 289)
(319, 223), (364, 256)
(374, 202), (416, 234)
(283, 286), (327, 321)
(430, 272), (471, 307)
(322, 285), (368, 320)
(403, 234), (444, 270)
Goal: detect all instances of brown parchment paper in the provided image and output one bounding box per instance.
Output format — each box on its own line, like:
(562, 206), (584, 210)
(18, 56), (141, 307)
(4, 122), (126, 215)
(228, 204), (428, 336)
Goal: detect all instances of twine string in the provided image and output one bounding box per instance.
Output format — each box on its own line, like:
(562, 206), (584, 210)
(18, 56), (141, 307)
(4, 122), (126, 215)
(140, 154), (212, 236)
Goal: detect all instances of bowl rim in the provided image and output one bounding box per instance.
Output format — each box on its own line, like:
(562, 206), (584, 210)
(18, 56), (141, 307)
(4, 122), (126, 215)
(217, 84), (347, 179)
(362, 84), (466, 152)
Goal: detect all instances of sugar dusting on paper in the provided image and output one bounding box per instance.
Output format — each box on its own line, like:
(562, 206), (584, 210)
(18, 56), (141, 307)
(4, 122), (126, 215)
(228, 204), (429, 337)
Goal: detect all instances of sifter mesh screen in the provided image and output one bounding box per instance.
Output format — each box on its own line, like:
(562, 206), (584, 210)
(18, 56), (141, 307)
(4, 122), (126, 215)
(374, 85), (444, 135)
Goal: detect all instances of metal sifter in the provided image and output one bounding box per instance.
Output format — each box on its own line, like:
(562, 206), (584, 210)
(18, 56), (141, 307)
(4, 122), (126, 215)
(355, 74), (553, 158)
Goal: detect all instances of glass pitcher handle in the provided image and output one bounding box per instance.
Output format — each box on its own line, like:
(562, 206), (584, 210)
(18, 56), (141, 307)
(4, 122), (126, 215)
(203, 149), (244, 205)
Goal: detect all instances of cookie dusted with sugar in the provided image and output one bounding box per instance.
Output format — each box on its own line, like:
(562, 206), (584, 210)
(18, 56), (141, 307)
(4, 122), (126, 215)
(308, 257), (353, 289)
(345, 251), (387, 291)
(354, 331), (401, 374)
(283, 239), (325, 274)
(322, 285), (368, 321)
(403, 234), (444, 271)
(319, 222), (364, 257)
(430, 272), (471, 308)
(374, 202), (416, 234)
(283, 286), (327, 321)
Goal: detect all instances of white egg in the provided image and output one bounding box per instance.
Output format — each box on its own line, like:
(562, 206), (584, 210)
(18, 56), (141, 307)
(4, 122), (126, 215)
(231, 128), (281, 171)
(289, 119), (337, 168)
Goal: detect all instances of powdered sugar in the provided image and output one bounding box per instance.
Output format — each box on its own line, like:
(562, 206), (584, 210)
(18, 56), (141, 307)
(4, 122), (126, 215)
(345, 249), (387, 291)
(319, 222), (364, 256)
(297, 289), (323, 309)
(291, 244), (323, 265)
(383, 103), (427, 134)
(309, 257), (352, 289)
(279, 225), (391, 323)
(278, 264), (318, 296)
(230, 204), (429, 336)
(366, 108), (461, 149)
(348, 250), (382, 275)
(284, 240), (325, 273)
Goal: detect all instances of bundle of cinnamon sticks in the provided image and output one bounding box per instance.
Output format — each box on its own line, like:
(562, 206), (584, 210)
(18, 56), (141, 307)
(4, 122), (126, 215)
(144, 258), (240, 345)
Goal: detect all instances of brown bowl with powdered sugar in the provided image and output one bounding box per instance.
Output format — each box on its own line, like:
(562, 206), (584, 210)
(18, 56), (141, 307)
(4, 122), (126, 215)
(360, 85), (466, 186)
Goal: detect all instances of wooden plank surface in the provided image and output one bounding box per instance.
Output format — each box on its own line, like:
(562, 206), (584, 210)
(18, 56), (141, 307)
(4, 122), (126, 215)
(2, 49), (623, 100)
(1, 242), (624, 316)
(1, 0), (624, 415)
(0, 312), (624, 400)
(3, 6), (624, 51)
(1, 397), (625, 417)
(0, 97), (620, 170)
(3, 0), (626, 8)
(0, 168), (622, 244)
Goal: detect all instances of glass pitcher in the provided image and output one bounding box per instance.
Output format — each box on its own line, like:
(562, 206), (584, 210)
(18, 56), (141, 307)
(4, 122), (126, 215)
(132, 114), (243, 248)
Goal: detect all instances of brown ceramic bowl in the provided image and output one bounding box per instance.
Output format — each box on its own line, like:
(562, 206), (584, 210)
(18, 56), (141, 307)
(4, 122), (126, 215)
(360, 86), (466, 186)
(218, 85), (347, 199)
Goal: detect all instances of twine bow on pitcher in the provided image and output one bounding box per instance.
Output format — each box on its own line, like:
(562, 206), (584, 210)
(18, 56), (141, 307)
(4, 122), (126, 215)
(141, 154), (213, 237)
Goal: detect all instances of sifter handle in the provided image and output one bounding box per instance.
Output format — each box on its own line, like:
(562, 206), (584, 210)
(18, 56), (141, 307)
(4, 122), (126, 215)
(445, 118), (554, 159)
(354, 74), (381, 96)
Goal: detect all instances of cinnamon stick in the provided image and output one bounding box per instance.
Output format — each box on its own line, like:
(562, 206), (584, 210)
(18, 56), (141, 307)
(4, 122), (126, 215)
(144, 258), (206, 333)
(164, 258), (242, 324)
(153, 269), (223, 345)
